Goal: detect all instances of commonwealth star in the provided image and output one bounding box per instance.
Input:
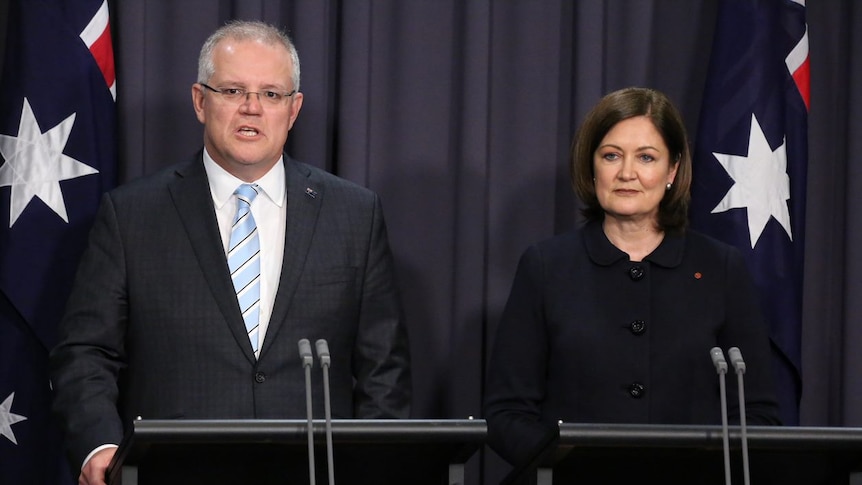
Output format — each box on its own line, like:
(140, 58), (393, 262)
(0, 98), (99, 228)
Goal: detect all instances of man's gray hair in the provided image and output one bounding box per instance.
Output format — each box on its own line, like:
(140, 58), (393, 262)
(197, 20), (300, 91)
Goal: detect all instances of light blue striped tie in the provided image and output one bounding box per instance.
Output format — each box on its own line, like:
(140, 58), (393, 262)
(228, 184), (261, 357)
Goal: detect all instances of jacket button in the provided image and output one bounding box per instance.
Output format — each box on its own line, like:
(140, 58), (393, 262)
(630, 320), (646, 335)
(629, 382), (646, 398)
(255, 372), (266, 383)
(628, 265), (645, 281)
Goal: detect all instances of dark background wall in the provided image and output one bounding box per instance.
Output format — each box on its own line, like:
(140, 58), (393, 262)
(3, 0), (861, 482)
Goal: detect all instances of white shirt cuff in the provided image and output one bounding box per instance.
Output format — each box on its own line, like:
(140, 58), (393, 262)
(81, 444), (119, 470)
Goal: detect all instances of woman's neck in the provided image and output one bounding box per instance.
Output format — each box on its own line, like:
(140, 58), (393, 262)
(602, 217), (665, 262)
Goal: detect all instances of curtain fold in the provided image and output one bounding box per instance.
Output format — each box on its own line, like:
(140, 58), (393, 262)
(95, 0), (862, 434)
(0, 0), (856, 482)
(4, 0), (828, 438)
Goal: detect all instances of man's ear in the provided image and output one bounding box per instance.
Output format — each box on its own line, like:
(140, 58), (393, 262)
(191, 83), (206, 124)
(286, 91), (304, 131)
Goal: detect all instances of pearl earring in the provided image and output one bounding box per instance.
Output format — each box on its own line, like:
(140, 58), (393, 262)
(666, 183), (672, 190)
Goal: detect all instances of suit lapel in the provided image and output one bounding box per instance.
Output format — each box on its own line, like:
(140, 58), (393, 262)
(168, 155), (257, 363)
(261, 157), (323, 357)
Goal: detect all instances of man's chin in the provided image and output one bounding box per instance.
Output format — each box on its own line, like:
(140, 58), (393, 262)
(223, 154), (281, 177)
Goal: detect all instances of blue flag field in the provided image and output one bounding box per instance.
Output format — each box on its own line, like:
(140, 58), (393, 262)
(691, 0), (808, 425)
(0, 0), (117, 483)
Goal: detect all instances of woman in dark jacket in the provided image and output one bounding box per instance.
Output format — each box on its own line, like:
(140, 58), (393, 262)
(484, 87), (781, 470)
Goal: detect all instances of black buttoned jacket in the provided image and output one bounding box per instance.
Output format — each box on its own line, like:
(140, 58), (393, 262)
(484, 220), (780, 465)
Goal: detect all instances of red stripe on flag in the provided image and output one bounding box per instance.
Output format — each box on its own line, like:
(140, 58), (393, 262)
(792, 57), (810, 111)
(89, 27), (115, 89)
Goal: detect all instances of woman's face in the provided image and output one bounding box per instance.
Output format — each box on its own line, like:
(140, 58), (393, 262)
(593, 116), (678, 225)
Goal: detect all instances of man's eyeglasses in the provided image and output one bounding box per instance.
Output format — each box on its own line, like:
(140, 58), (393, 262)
(199, 83), (297, 105)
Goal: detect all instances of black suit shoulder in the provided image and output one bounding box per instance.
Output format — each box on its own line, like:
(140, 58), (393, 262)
(100, 158), (199, 211)
(288, 158), (379, 202)
(107, 154), (380, 200)
(116, 155), (198, 189)
(682, 228), (747, 260)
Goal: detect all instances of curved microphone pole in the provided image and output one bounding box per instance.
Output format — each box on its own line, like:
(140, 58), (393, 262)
(710, 347), (732, 485)
(315, 339), (335, 485)
(728, 347), (750, 485)
(298, 339), (316, 485)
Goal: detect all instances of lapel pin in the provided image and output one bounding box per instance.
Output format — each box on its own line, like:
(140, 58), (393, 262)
(305, 187), (318, 199)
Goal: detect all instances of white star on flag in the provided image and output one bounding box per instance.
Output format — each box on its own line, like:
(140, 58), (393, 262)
(0, 97), (99, 228)
(710, 113), (793, 248)
(0, 392), (27, 445)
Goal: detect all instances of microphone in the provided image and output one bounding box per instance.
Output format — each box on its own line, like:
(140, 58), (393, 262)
(710, 347), (732, 485)
(298, 339), (317, 485)
(316, 339), (335, 485)
(728, 347), (750, 485)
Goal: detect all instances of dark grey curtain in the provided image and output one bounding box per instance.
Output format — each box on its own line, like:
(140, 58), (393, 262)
(89, 0), (862, 481)
(803, 1), (862, 428)
(109, 0), (862, 420)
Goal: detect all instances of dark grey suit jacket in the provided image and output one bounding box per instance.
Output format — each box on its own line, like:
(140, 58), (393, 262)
(49, 153), (411, 469)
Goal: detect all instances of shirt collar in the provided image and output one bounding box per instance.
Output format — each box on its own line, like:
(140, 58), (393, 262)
(583, 219), (685, 268)
(203, 149), (286, 209)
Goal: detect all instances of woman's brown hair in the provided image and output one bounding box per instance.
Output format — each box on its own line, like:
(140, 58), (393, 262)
(571, 87), (692, 233)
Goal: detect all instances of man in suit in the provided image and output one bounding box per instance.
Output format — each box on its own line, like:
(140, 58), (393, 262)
(49, 20), (411, 485)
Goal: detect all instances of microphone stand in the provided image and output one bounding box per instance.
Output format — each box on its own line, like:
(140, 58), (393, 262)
(729, 347), (750, 485)
(316, 339), (336, 485)
(710, 347), (732, 485)
(298, 339), (316, 485)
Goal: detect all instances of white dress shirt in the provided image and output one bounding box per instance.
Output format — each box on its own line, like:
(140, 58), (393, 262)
(203, 149), (286, 354)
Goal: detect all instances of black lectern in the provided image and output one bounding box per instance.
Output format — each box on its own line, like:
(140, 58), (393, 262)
(506, 423), (862, 485)
(106, 419), (485, 485)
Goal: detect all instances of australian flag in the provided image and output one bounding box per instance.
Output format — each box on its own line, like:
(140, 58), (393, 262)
(0, 0), (117, 483)
(691, 0), (808, 425)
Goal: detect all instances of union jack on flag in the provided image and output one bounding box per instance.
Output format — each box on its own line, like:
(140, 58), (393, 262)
(0, 0), (117, 482)
(691, 0), (808, 425)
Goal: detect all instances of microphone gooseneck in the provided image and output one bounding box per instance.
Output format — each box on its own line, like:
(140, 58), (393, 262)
(728, 347), (750, 485)
(316, 339), (336, 485)
(710, 347), (732, 485)
(298, 339), (317, 485)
